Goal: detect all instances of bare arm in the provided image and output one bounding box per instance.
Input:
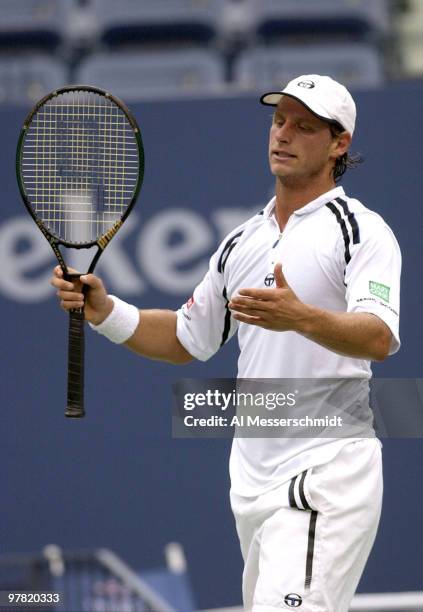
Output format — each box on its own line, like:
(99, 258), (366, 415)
(297, 308), (391, 361)
(50, 267), (193, 365)
(229, 263), (392, 362)
(124, 309), (193, 364)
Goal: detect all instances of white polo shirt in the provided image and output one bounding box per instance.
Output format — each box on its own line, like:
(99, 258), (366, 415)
(176, 186), (401, 495)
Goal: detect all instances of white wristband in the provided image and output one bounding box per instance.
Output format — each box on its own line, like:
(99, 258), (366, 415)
(88, 295), (140, 344)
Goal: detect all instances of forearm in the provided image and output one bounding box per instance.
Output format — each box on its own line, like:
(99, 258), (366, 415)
(299, 306), (391, 361)
(124, 309), (194, 365)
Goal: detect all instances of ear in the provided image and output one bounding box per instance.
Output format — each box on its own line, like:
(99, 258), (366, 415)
(330, 130), (352, 160)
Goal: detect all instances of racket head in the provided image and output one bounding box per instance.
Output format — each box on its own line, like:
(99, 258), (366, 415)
(16, 85), (144, 250)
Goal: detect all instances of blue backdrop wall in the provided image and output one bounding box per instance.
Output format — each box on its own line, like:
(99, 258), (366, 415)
(0, 82), (422, 609)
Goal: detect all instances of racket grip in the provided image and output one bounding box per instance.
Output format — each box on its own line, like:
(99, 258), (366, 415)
(66, 309), (85, 418)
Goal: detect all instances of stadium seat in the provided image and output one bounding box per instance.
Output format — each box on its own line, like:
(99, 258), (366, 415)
(250, 0), (390, 38)
(0, 0), (71, 49)
(233, 44), (384, 91)
(395, 0), (423, 76)
(0, 55), (67, 106)
(75, 49), (226, 100)
(91, 0), (227, 46)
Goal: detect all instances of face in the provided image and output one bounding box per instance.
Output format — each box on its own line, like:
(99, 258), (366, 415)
(268, 96), (350, 186)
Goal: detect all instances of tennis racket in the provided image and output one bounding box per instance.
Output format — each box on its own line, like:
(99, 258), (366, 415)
(16, 85), (144, 418)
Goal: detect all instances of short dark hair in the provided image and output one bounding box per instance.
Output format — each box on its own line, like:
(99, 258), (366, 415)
(329, 123), (363, 182)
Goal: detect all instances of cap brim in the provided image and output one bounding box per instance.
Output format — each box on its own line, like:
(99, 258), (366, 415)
(260, 92), (344, 131)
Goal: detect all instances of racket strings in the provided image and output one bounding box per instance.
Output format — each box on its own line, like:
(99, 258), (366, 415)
(21, 90), (139, 244)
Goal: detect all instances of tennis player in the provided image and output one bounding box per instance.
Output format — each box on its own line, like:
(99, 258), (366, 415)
(51, 75), (401, 612)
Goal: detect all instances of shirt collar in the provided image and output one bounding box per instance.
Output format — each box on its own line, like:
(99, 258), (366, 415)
(262, 186), (346, 219)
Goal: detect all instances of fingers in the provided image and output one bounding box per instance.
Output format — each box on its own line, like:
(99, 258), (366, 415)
(56, 288), (84, 310)
(50, 274), (75, 291)
(51, 266), (84, 309)
(50, 265), (109, 319)
(50, 266), (80, 290)
(52, 265), (80, 278)
(50, 268), (103, 292)
(57, 290), (84, 302)
(60, 298), (84, 311)
(238, 288), (274, 300)
(232, 309), (264, 319)
(229, 297), (269, 314)
(79, 273), (104, 291)
(274, 262), (288, 288)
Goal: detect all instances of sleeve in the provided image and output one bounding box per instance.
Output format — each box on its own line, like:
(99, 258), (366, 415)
(176, 238), (240, 362)
(344, 220), (401, 355)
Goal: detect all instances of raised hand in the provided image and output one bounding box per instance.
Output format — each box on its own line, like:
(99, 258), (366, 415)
(228, 262), (309, 332)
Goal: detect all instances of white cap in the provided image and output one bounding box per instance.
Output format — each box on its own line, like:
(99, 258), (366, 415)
(260, 74), (356, 135)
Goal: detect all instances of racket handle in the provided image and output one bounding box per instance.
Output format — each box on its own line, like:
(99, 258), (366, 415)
(66, 309), (85, 418)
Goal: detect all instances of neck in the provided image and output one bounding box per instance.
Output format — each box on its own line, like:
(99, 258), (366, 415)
(274, 175), (336, 229)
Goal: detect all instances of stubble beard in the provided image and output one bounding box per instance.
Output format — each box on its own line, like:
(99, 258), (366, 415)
(273, 158), (332, 190)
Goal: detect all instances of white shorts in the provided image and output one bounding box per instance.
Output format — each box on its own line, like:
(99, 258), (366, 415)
(230, 438), (383, 612)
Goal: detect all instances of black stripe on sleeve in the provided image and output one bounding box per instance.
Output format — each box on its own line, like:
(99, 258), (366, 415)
(298, 471), (311, 511)
(326, 202), (351, 264)
(304, 510), (318, 590)
(335, 197), (360, 245)
(220, 287), (232, 347)
(288, 476), (297, 508)
(217, 231), (243, 273)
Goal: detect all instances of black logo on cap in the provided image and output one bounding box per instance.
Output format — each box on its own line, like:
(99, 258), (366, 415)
(297, 80), (315, 89)
(284, 593), (303, 607)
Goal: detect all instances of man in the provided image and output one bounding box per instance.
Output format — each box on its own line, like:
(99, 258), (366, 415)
(51, 75), (401, 611)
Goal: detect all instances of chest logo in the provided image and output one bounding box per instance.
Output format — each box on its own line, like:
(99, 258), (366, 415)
(264, 273), (275, 287)
(284, 593), (303, 607)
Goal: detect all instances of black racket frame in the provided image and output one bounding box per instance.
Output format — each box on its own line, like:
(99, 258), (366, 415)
(16, 85), (144, 418)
